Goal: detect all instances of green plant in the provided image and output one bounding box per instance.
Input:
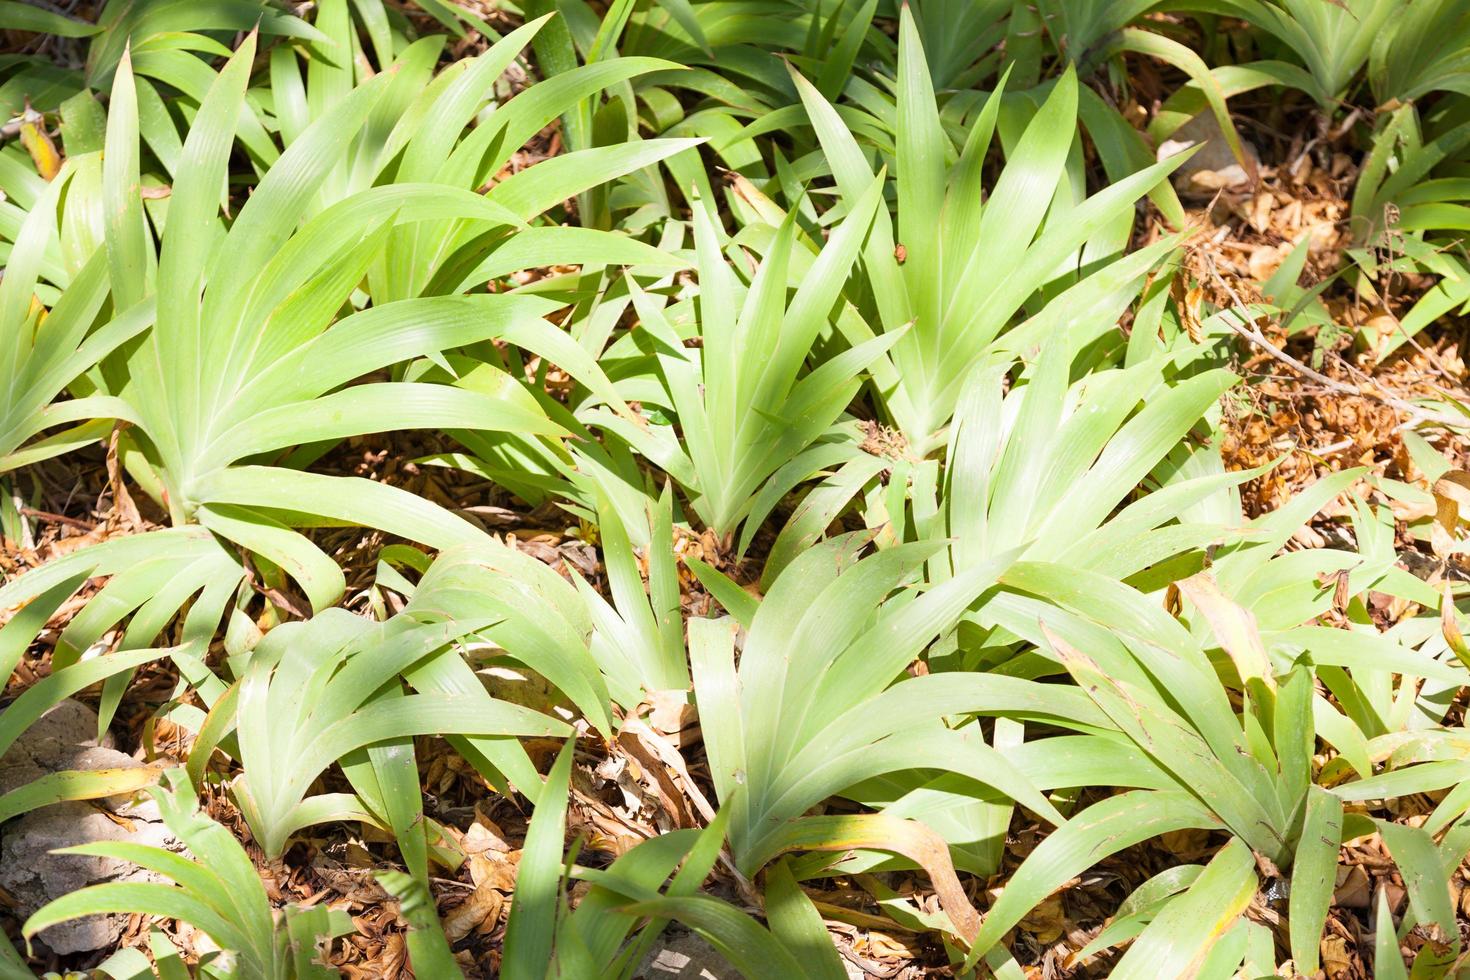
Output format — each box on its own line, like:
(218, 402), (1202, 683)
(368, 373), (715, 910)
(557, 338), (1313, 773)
(99, 41), (565, 535)
(856, 259), (1232, 555)
(0, 763), (166, 974)
(6, 30), (663, 655)
(584, 177), (895, 545)
(8, 0), (1470, 975)
(1217, 0), (1397, 109)
(575, 481), (690, 696)
(0, 0), (513, 126)
(207, 609), (570, 868)
(1143, 0), (1470, 148)
(1343, 101), (1470, 366)
(687, 534), (1073, 943)
(398, 541), (617, 747)
(498, 742), (845, 980)
(0, 15), (684, 785)
(959, 475), (1470, 973)
(749, 276), (1245, 586)
(0, 41), (622, 730)
(1368, 0), (1470, 103)
(265, 8), (697, 301)
(1030, 1), (1250, 162)
(23, 770), (355, 979)
(396, 447), (690, 705)
(0, 527), (241, 733)
(0, 171), (146, 476)
(0, 0), (323, 123)
(793, 9), (1189, 451)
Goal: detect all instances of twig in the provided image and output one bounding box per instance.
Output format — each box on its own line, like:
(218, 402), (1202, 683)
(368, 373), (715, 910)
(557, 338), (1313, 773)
(19, 506), (95, 531)
(1303, 438), (1355, 458)
(1204, 257), (1470, 430)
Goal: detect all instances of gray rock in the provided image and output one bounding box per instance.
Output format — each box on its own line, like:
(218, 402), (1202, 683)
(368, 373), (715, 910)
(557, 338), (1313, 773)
(0, 700), (179, 955)
(3, 698), (115, 757)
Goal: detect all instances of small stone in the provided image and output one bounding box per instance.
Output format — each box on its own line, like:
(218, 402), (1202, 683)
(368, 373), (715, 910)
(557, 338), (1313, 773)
(638, 929), (733, 979)
(1158, 112), (1260, 198)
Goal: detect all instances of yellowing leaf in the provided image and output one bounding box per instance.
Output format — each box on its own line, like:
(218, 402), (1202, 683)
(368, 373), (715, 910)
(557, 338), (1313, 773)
(1177, 571), (1274, 690)
(19, 116), (60, 180)
(1431, 472), (1470, 557)
(758, 812), (982, 945)
(1440, 583), (1470, 671)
